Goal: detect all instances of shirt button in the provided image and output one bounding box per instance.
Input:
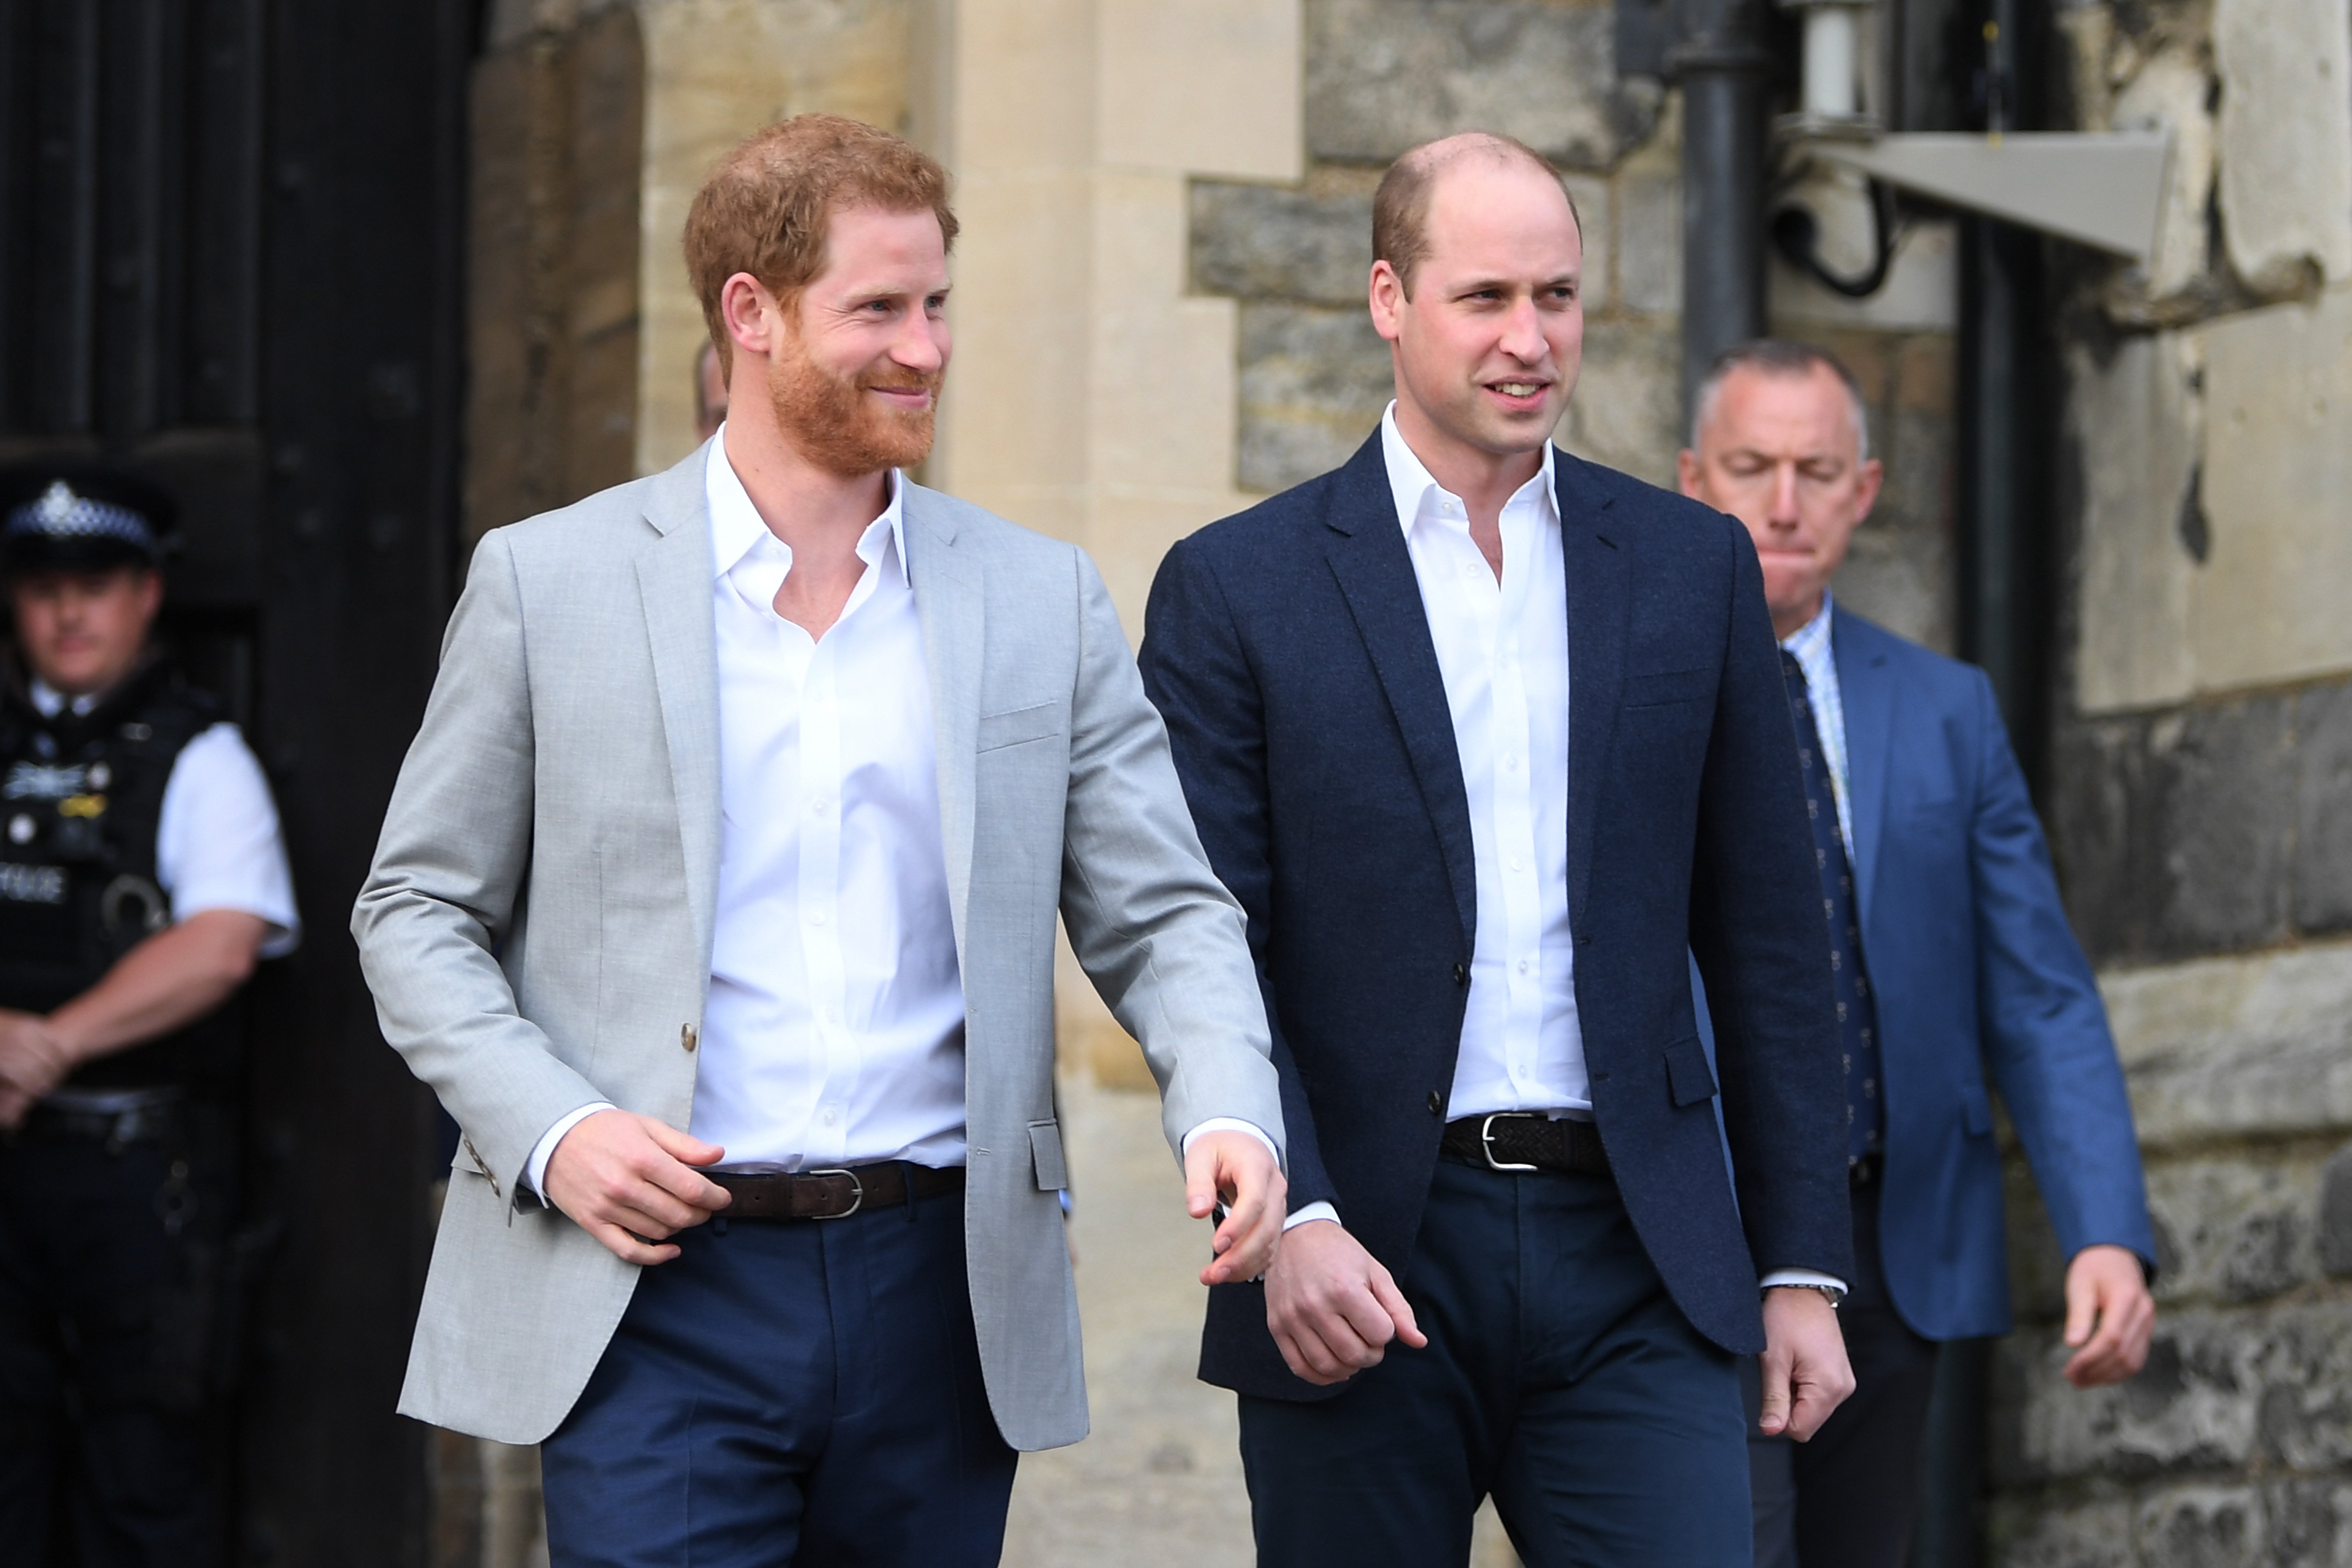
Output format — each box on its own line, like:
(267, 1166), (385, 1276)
(1517, 959), (1531, 975)
(810, 798), (829, 815)
(822, 1107), (838, 1127)
(809, 909), (830, 926)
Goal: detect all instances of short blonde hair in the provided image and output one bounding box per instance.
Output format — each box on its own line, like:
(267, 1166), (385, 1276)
(683, 114), (959, 372)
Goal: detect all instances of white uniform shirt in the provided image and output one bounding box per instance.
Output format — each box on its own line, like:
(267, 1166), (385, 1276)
(27, 679), (299, 957)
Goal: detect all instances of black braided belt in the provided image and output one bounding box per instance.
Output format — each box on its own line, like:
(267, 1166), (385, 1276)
(1439, 1112), (1611, 1177)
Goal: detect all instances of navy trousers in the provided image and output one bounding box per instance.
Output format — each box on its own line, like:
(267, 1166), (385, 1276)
(1237, 1155), (1751, 1568)
(539, 1177), (1017, 1568)
(1747, 1178), (1940, 1568)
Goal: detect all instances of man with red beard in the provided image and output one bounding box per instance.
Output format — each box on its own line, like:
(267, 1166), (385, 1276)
(354, 116), (1288, 1568)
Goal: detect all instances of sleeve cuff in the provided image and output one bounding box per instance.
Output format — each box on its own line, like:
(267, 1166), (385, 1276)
(1760, 1267), (1849, 1296)
(1179, 1116), (1279, 1167)
(524, 1102), (615, 1202)
(1283, 1200), (1340, 1231)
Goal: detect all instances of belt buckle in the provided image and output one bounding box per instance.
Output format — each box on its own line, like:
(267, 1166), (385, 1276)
(806, 1168), (864, 1220)
(1479, 1113), (1540, 1173)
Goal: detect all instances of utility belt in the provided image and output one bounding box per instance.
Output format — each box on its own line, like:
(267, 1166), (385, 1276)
(19, 1084), (189, 1153)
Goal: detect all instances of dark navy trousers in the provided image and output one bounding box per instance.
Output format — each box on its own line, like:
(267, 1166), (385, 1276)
(539, 1179), (1017, 1568)
(1237, 1156), (1752, 1568)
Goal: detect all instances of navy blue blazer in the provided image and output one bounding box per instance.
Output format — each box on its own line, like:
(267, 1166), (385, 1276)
(1807, 609), (2153, 1339)
(1140, 434), (1855, 1400)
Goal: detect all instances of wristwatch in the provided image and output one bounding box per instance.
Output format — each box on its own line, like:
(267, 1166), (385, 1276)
(1767, 1282), (1845, 1309)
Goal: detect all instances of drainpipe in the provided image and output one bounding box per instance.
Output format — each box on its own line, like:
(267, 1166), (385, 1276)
(1672, 0), (1776, 421)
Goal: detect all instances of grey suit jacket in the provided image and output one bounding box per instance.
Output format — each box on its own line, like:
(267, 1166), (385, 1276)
(352, 442), (1283, 1448)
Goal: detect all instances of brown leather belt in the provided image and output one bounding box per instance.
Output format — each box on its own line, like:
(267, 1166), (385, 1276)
(1440, 1112), (1611, 1178)
(707, 1161), (964, 1222)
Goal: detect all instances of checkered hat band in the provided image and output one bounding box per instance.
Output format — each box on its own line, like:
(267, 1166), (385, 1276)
(4, 486), (156, 550)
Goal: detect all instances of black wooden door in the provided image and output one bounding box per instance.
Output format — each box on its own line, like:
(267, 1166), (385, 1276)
(0, 3), (475, 1561)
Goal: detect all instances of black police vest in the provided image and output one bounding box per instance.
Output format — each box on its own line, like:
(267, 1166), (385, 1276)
(0, 662), (245, 1093)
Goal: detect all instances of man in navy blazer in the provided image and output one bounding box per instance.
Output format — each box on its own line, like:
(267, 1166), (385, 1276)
(1680, 340), (2157, 1568)
(1140, 134), (1856, 1567)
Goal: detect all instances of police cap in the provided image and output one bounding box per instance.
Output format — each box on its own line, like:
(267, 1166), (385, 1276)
(0, 463), (176, 577)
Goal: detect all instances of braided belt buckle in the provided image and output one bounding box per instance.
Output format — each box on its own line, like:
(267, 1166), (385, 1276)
(804, 1168), (864, 1220)
(1478, 1112), (1541, 1173)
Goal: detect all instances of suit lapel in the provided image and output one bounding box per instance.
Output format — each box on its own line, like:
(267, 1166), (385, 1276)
(1832, 612), (1894, 936)
(901, 482), (983, 955)
(634, 444), (724, 963)
(1556, 454), (1627, 937)
(1319, 436), (1477, 949)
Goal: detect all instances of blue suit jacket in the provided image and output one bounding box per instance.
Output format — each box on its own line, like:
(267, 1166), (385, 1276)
(1803, 609), (2153, 1339)
(1140, 435), (1855, 1400)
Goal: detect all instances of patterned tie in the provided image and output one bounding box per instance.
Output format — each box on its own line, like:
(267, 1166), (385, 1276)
(1780, 650), (1884, 1165)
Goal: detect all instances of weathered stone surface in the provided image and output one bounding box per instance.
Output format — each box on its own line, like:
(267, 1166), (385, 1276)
(2296, 680), (2352, 935)
(1995, 1301), (2352, 1485)
(2317, 1144), (2352, 1277)
(2137, 1484), (2266, 1568)
(2192, 284), (2352, 693)
(1235, 302), (1391, 493)
(1191, 182), (1372, 307)
(1303, 0), (1639, 169)
(2213, 0), (2352, 291)
(2098, 938), (2352, 1147)
(2099, 49), (2219, 321)
(2068, 329), (2201, 716)
(1990, 1493), (2137, 1568)
(2144, 1152), (2327, 1306)
(1995, 1481), (2352, 1568)
(1555, 314), (1680, 487)
(2055, 693), (2297, 964)
(1616, 162), (1680, 315)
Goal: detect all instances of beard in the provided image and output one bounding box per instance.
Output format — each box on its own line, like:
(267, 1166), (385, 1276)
(765, 328), (942, 478)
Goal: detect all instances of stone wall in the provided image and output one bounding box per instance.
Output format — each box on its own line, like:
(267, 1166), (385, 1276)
(1185, 0), (1960, 651)
(1999, 0), (2352, 1560)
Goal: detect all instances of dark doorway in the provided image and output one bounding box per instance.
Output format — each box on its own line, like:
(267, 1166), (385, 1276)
(0, 2), (476, 1561)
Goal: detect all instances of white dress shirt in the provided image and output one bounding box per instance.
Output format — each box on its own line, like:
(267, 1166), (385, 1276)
(27, 679), (300, 957)
(529, 435), (1270, 1197)
(1300, 411), (1846, 1295)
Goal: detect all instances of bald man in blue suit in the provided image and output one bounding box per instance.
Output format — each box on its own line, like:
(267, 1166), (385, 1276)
(1680, 340), (2158, 1568)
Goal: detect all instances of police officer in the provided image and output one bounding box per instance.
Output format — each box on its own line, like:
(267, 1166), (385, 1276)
(0, 465), (298, 1566)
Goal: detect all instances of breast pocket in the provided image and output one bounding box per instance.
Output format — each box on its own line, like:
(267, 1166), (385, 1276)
(977, 702), (1065, 753)
(1622, 668), (1715, 709)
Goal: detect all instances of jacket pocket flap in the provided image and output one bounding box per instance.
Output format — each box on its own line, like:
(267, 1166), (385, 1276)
(1028, 1118), (1069, 1191)
(978, 703), (1064, 753)
(1664, 1035), (1719, 1107)
(1622, 668), (1714, 708)
(1960, 1081), (1993, 1136)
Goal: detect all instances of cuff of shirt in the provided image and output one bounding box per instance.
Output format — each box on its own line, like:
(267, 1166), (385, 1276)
(524, 1102), (617, 1201)
(1760, 1267), (1850, 1296)
(1178, 1117), (1279, 1168)
(1284, 1200), (1340, 1232)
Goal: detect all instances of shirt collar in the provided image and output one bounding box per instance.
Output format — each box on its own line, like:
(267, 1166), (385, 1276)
(704, 425), (909, 586)
(1378, 400), (1557, 538)
(1780, 593), (1836, 661)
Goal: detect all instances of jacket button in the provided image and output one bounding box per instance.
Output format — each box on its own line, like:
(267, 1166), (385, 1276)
(681, 1024), (699, 1052)
(1428, 1090), (1444, 1117)
(1451, 962), (1469, 987)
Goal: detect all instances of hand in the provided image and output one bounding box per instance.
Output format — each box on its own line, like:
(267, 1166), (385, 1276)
(1263, 1219), (1428, 1385)
(1758, 1286), (1854, 1440)
(2062, 1244), (2155, 1387)
(1186, 1130), (1289, 1285)
(0, 1010), (73, 1130)
(542, 1109), (731, 1266)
